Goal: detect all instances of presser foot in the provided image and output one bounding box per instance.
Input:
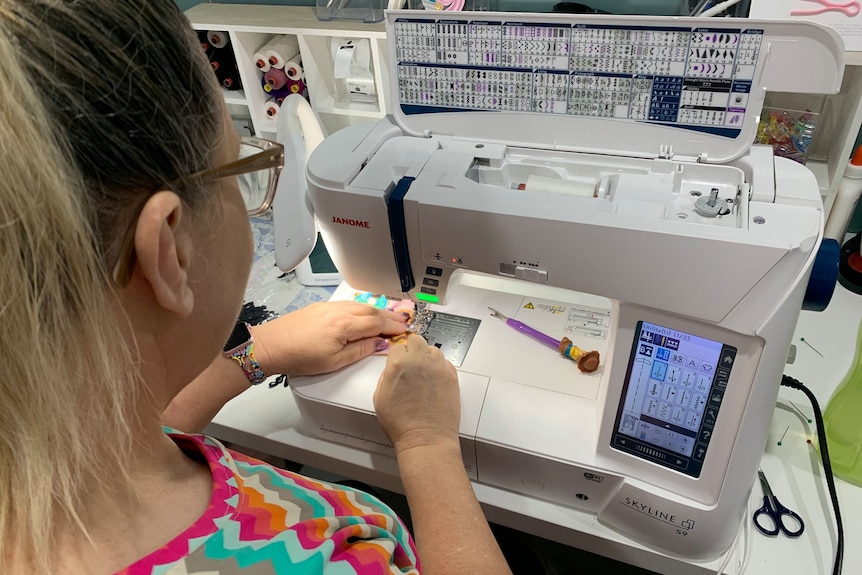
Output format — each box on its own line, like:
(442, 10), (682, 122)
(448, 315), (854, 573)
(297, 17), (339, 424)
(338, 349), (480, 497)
(409, 300), (432, 335)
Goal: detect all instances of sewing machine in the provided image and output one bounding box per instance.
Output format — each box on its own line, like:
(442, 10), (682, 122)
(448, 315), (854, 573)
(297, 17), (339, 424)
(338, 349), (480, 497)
(288, 12), (843, 560)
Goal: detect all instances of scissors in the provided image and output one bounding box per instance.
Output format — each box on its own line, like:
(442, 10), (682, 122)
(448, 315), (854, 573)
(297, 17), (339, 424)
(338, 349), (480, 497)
(791, 0), (861, 16)
(752, 469), (805, 538)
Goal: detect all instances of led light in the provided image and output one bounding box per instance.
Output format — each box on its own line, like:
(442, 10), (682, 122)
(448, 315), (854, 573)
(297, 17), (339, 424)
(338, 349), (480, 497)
(415, 292), (439, 304)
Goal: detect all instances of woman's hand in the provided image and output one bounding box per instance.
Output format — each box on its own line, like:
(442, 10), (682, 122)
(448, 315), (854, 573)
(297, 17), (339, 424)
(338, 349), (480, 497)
(252, 301), (409, 377)
(374, 334), (461, 455)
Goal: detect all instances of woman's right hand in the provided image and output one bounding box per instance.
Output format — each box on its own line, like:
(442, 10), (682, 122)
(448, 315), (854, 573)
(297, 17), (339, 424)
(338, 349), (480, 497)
(373, 334), (461, 455)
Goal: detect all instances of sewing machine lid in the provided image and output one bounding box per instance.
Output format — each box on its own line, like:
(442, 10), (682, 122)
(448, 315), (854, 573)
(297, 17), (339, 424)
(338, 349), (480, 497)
(385, 11), (843, 164)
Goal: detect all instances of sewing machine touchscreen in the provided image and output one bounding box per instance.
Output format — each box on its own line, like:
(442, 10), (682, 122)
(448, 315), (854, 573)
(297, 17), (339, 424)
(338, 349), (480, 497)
(611, 321), (736, 478)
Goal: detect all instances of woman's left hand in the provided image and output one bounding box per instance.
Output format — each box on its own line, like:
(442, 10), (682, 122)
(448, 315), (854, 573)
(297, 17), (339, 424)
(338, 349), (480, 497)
(250, 301), (410, 377)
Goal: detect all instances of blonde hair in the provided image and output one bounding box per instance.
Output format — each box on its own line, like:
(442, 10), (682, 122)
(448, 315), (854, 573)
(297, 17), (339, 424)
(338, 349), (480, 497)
(0, 0), (222, 571)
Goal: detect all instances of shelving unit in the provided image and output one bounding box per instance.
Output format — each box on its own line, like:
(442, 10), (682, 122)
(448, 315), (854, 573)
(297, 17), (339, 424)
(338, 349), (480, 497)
(186, 4), (389, 138)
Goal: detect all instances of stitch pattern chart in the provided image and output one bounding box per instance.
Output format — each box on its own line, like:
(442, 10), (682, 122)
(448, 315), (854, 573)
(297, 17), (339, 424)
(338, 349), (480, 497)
(392, 17), (764, 137)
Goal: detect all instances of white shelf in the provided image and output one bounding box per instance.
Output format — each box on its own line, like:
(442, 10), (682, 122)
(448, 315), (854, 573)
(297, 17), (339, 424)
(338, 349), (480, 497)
(221, 87), (247, 105)
(186, 4), (386, 36)
(186, 4), (389, 137)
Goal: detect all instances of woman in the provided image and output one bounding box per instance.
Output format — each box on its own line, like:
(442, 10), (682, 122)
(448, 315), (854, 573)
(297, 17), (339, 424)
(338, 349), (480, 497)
(0, 1), (512, 574)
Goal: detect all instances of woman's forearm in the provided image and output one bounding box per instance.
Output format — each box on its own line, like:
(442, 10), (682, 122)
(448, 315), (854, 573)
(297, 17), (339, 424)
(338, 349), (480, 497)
(396, 441), (513, 575)
(162, 355), (249, 433)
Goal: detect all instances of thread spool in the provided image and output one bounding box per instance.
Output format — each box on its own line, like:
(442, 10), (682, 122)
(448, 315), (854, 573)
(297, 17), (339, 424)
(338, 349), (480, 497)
(221, 75), (240, 90)
(210, 59), (232, 73)
(286, 78), (307, 96)
(197, 31), (215, 58)
(264, 97), (280, 120)
(261, 76), (289, 102)
(518, 174), (597, 197)
(253, 53), (271, 72)
(206, 30), (229, 49)
(264, 68), (288, 90)
(212, 57), (241, 91)
(253, 38), (273, 72)
(266, 35), (300, 70)
(284, 61), (304, 81)
(265, 86), (291, 104)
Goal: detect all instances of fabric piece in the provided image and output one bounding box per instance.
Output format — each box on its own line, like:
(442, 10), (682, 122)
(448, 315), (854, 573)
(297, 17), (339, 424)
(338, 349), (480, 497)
(115, 431), (419, 575)
(349, 293), (417, 354)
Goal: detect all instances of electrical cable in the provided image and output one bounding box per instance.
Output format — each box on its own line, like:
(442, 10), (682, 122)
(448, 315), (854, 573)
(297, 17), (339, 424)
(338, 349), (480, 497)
(740, 504), (751, 574)
(714, 511), (746, 575)
(780, 375), (844, 575)
(698, 0), (743, 16)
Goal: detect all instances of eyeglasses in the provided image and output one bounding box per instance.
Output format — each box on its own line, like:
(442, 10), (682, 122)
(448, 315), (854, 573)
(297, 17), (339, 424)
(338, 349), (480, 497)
(111, 136), (284, 287)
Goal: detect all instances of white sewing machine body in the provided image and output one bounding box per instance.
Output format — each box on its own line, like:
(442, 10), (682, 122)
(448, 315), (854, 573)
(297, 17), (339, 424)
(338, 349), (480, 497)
(290, 12), (843, 560)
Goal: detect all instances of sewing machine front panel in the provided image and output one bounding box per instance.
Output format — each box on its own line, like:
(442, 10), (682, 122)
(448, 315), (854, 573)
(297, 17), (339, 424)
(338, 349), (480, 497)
(402, 185), (794, 327)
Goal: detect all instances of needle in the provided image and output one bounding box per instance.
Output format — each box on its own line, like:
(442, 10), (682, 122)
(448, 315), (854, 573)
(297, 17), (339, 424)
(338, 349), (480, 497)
(778, 425), (790, 446)
(799, 337), (823, 357)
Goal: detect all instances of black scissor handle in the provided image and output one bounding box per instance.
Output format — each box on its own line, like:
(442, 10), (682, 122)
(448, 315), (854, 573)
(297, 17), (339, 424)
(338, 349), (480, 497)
(773, 499), (805, 537)
(753, 496), (805, 538)
(753, 497), (780, 536)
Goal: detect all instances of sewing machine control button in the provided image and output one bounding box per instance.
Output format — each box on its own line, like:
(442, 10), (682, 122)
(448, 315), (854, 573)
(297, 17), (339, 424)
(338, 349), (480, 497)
(515, 265), (549, 283)
(703, 408), (717, 427)
(423, 277), (440, 287)
(708, 389), (724, 406)
(692, 443), (708, 462)
(426, 266), (443, 276)
(678, 439), (692, 456)
(421, 287), (437, 295)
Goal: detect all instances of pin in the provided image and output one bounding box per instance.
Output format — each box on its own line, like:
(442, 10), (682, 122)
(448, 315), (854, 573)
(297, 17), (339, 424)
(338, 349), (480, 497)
(799, 337), (823, 357)
(777, 425), (790, 446)
(789, 401), (813, 423)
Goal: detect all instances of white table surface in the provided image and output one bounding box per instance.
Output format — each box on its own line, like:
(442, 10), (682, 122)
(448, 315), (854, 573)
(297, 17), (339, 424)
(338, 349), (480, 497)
(211, 229), (862, 574)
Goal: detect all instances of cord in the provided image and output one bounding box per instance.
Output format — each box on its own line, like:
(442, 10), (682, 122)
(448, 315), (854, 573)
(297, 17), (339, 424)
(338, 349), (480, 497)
(780, 375), (844, 575)
(698, 0), (743, 16)
(740, 505), (751, 574)
(714, 510), (748, 575)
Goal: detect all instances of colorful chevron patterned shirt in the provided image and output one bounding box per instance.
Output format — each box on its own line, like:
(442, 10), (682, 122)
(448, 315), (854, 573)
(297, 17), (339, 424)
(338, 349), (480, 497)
(116, 431), (420, 575)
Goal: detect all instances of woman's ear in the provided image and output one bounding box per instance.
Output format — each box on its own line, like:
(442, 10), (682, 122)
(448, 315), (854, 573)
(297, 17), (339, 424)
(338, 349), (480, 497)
(133, 191), (194, 317)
